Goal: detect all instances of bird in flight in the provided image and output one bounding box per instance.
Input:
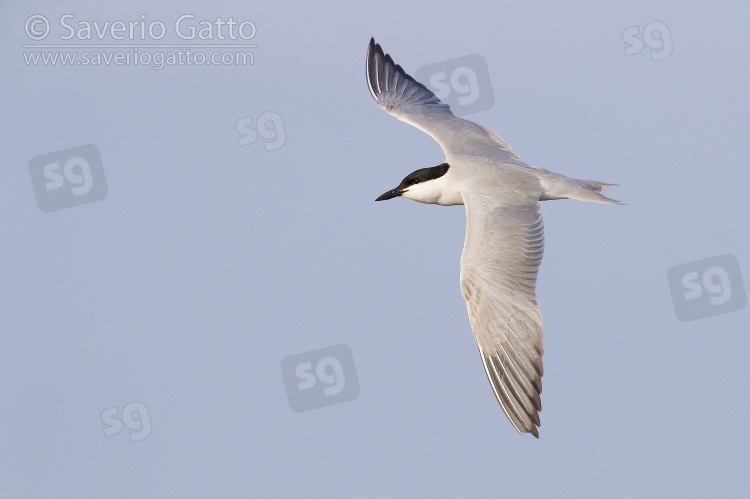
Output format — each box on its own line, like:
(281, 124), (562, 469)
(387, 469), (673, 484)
(368, 38), (620, 438)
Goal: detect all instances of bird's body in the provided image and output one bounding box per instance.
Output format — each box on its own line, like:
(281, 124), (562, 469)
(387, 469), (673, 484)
(368, 38), (619, 438)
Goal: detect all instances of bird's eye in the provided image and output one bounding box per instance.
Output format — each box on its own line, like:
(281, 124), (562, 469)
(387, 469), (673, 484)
(410, 179), (420, 185)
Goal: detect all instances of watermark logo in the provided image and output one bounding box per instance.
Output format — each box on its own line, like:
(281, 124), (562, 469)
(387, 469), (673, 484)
(281, 344), (360, 412)
(236, 111), (286, 151)
(101, 401), (152, 442)
(623, 21), (673, 61)
(485, 310), (539, 343)
(667, 254), (746, 322)
(28, 144), (107, 212)
(22, 14), (257, 70)
(415, 54), (494, 116)
(25, 14), (50, 41)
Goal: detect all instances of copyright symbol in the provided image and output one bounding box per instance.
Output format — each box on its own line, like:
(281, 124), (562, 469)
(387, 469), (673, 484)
(25, 14), (50, 41)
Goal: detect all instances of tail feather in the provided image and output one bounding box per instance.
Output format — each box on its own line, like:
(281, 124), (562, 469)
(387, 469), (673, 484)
(539, 172), (623, 205)
(577, 180), (623, 204)
(580, 180), (620, 191)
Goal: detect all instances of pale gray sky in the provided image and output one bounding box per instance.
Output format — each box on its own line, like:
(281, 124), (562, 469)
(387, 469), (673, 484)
(3, 1), (750, 497)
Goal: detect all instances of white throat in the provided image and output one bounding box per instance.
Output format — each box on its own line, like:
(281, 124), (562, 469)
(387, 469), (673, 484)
(402, 175), (463, 205)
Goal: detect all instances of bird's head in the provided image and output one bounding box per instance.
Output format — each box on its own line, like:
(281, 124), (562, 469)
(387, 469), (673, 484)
(375, 163), (450, 205)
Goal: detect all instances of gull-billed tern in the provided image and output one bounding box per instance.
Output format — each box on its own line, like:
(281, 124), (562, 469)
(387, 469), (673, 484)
(368, 38), (620, 438)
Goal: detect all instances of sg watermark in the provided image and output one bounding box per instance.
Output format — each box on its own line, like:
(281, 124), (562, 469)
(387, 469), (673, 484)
(101, 401), (152, 442)
(281, 344), (360, 412)
(623, 21), (673, 61)
(22, 14), (257, 69)
(236, 111), (286, 151)
(28, 144), (107, 212)
(485, 310), (539, 343)
(414, 54), (494, 116)
(667, 254), (746, 322)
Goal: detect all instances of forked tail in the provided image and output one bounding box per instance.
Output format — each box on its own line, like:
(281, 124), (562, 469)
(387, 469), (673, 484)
(539, 172), (622, 205)
(574, 179), (622, 204)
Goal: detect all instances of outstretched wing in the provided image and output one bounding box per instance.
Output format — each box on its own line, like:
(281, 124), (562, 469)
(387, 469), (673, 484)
(366, 38), (520, 161)
(459, 191), (545, 438)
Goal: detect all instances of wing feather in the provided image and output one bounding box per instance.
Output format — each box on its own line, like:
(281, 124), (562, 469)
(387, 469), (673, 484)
(460, 193), (545, 438)
(366, 38), (521, 161)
